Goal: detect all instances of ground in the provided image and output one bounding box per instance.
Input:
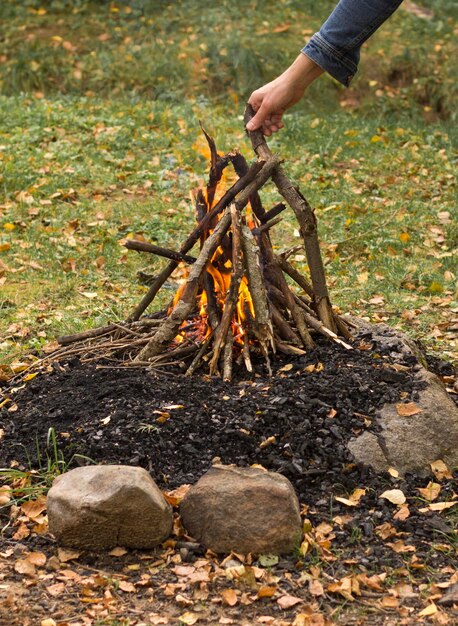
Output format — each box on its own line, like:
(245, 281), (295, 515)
(0, 1), (457, 625)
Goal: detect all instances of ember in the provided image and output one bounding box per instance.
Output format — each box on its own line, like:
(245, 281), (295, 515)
(54, 106), (353, 379)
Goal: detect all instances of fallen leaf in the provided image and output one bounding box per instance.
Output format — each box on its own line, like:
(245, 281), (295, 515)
(381, 595), (399, 608)
(221, 588), (238, 606)
(179, 612), (200, 625)
(396, 402), (422, 416)
(27, 552), (47, 567)
(277, 594), (302, 609)
(41, 620), (57, 626)
(419, 501), (457, 512)
(418, 481), (441, 502)
(118, 580), (136, 593)
(57, 547), (81, 562)
(431, 460), (453, 481)
(12, 522), (30, 540)
(279, 364), (293, 372)
(393, 504), (410, 520)
(380, 489), (406, 505)
(109, 547), (128, 557)
(14, 558), (36, 576)
(46, 582), (65, 597)
(257, 585), (277, 598)
(388, 467), (399, 478)
(164, 484), (191, 506)
(258, 554), (279, 568)
(309, 579), (324, 596)
(418, 603), (438, 617)
(21, 497), (47, 519)
(386, 540), (416, 553)
(335, 496), (358, 507)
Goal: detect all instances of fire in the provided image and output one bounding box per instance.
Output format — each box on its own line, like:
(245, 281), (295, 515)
(169, 140), (259, 349)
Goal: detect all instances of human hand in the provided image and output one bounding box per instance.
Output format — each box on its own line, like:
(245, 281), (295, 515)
(246, 53), (323, 136)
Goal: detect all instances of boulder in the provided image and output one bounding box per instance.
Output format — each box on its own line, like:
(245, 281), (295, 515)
(348, 368), (458, 476)
(180, 465), (302, 555)
(48, 465), (173, 550)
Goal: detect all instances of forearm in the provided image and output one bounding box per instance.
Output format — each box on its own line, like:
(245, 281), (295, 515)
(302, 0), (404, 86)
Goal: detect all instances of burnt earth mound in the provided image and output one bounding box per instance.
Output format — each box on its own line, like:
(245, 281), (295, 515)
(1, 326), (457, 572)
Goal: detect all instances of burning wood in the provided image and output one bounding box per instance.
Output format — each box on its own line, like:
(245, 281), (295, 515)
(56, 106), (352, 379)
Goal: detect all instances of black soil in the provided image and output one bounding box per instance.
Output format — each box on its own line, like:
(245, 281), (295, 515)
(1, 326), (457, 571)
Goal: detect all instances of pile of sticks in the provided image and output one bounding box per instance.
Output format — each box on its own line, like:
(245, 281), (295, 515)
(56, 106), (352, 379)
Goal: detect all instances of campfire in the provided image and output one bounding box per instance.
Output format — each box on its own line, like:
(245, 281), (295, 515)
(56, 106), (353, 380)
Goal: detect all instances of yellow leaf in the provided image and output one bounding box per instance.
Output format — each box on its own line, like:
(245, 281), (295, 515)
(371, 135), (382, 143)
(23, 372), (39, 382)
(430, 460), (452, 481)
(418, 481), (441, 502)
(257, 585), (277, 598)
(395, 402), (422, 417)
(0, 242), (11, 251)
(277, 594), (302, 609)
(424, 501), (457, 512)
(335, 496), (358, 507)
(380, 489), (406, 505)
(118, 580), (136, 593)
(388, 467), (399, 478)
(418, 603), (438, 617)
(179, 612), (200, 625)
(221, 588), (238, 606)
(279, 363), (293, 372)
(427, 281), (444, 294)
(3, 223), (15, 231)
(399, 232), (410, 243)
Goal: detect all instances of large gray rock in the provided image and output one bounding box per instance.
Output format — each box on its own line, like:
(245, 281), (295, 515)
(48, 465), (173, 550)
(348, 368), (458, 476)
(180, 465), (302, 555)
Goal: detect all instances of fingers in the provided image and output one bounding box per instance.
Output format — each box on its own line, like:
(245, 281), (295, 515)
(246, 99), (270, 131)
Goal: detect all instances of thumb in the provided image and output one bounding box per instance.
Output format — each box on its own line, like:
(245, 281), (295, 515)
(246, 101), (270, 131)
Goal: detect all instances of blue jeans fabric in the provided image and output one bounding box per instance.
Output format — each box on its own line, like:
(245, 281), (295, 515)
(302, 0), (404, 86)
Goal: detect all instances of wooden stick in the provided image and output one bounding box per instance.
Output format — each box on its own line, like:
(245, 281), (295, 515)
(203, 272), (221, 332)
(293, 294), (352, 349)
(252, 217), (283, 237)
(242, 334), (253, 373)
(135, 206), (233, 361)
(275, 340), (306, 356)
(240, 225), (274, 352)
(244, 104), (336, 332)
(222, 329), (234, 381)
(200, 124), (232, 209)
(261, 202), (287, 224)
(185, 335), (212, 376)
(127, 157), (276, 322)
(209, 204), (244, 375)
(124, 240), (197, 264)
(275, 254), (314, 299)
(270, 302), (301, 344)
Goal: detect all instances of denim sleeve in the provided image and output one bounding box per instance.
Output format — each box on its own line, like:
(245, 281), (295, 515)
(302, 0), (404, 86)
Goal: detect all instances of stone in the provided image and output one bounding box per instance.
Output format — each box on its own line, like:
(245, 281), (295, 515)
(349, 368), (458, 476)
(180, 465), (302, 555)
(48, 465), (173, 550)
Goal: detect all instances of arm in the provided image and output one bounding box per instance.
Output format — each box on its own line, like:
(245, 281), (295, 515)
(247, 0), (404, 134)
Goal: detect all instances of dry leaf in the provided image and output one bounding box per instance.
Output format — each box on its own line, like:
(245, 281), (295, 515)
(21, 497), (47, 519)
(431, 460), (453, 481)
(27, 552), (47, 567)
(395, 402), (422, 416)
(418, 603), (438, 617)
(14, 558), (36, 576)
(335, 496), (358, 507)
(12, 522), (30, 540)
(277, 594), (303, 609)
(179, 612), (200, 625)
(388, 467), (399, 478)
(41, 620), (57, 626)
(419, 501), (457, 512)
(109, 546), (128, 557)
(309, 579), (324, 596)
(380, 489), (406, 505)
(221, 588), (238, 606)
(118, 580), (136, 593)
(46, 582), (65, 597)
(257, 585), (277, 598)
(381, 595), (399, 608)
(57, 547), (81, 562)
(393, 504), (410, 520)
(418, 481), (441, 502)
(164, 484), (191, 506)
(386, 540), (416, 553)
(279, 363), (293, 372)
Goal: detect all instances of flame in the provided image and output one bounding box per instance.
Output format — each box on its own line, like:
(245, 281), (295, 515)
(169, 147), (258, 349)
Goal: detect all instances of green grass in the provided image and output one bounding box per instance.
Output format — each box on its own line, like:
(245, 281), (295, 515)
(0, 0), (457, 368)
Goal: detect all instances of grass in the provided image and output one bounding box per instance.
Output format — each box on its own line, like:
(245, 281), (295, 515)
(0, 0), (457, 369)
